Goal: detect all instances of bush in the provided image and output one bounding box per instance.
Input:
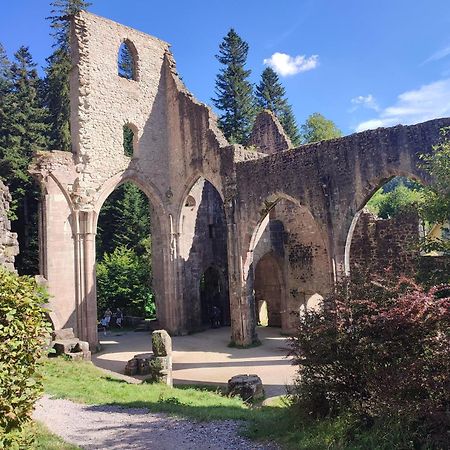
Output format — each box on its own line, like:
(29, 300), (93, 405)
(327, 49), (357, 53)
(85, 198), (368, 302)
(288, 273), (450, 447)
(0, 268), (51, 448)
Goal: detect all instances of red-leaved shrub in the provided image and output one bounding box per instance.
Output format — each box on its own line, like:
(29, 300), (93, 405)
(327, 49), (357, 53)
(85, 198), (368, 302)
(288, 273), (450, 446)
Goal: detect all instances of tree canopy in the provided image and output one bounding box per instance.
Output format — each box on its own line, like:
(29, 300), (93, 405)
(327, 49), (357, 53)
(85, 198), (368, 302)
(300, 112), (342, 144)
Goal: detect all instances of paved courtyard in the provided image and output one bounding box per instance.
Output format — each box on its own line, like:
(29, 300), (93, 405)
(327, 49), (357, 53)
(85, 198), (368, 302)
(92, 327), (296, 398)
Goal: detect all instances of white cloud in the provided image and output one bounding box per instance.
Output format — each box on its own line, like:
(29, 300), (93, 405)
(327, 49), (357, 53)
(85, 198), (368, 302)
(424, 45), (450, 64)
(263, 52), (319, 76)
(355, 78), (450, 132)
(350, 94), (380, 111)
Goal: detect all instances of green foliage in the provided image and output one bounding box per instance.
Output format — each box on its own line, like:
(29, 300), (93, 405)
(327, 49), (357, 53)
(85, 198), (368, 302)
(97, 182), (151, 257)
(288, 274), (450, 448)
(255, 67), (300, 145)
(212, 29), (255, 144)
(366, 182), (424, 218)
(96, 246), (154, 317)
(123, 125), (134, 156)
(118, 43), (135, 80)
(419, 127), (450, 254)
(0, 269), (51, 448)
(44, 0), (91, 151)
(47, 0), (92, 51)
(0, 46), (48, 274)
(300, 112), (342, 144)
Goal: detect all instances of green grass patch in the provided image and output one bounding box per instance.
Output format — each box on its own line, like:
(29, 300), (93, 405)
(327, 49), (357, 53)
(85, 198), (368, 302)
(40, 359), (425, 449)
(24, 422), (79, 449)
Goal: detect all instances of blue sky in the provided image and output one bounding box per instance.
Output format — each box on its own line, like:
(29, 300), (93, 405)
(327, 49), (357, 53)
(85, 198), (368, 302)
(2, 0), (450, 135)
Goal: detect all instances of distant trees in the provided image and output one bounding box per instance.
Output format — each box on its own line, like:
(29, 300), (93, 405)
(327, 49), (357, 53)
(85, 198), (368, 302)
(44, 0), (92, 151)
(300, 112), (342, 144)
(0, 46), (49, 274)
(212, 29), (255, 144)
(256, 67), (300, 145)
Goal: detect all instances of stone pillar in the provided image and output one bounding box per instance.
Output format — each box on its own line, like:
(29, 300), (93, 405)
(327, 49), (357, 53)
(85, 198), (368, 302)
(74, 209), (98, 350)
(225, 201), (258, 347)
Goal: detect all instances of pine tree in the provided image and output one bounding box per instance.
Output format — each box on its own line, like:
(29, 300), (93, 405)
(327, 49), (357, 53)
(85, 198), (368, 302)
(0, 47), (49, 274)
(256, 67), (300, 146)
(0, 43), (11, 97)
(212, 29), (255, 144)
(44, 0), (91, 151)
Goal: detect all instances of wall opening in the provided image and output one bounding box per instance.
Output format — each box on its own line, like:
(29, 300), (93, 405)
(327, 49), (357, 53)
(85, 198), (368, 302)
(123, 124), (137, 157)
(199, 266), (226, 327)
(118, 41), (137, 80)
(345, 176), (426, 277)
(179, 177), (230, 330)
(248, 196), (331, 333)
(96, 181), (155, 329)
(254, 253), (283, 327)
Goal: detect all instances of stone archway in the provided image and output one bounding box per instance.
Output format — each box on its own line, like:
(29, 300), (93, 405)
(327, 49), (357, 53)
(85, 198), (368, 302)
(254, 252), (283, 327)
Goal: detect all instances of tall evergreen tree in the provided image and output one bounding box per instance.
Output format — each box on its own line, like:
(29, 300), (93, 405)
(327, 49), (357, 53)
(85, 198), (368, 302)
(256, 67), (300, 146)
(44, 0), (91, 151)
(0, 47), (49, 274)
(212, 29), (255, 144)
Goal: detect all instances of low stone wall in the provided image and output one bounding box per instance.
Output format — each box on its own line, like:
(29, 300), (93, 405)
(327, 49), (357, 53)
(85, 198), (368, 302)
(0, 180), (19, 271)
(350, 210), (420, 276)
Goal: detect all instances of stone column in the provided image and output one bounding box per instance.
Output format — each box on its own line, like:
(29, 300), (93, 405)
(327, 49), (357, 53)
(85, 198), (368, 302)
(225, 200), (258, 347)
(73, 209), (98, 350)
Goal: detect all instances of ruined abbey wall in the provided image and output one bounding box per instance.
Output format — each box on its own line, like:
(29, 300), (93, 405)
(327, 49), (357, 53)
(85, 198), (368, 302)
(31, 11), (450, 348)
(0, 181), (19, 271)
(350, 210), (420, 276)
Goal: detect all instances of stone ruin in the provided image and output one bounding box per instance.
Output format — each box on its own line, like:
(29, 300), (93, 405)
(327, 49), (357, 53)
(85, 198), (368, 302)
(228, 374), (264, 402)
(51, 328), (91, 361)
(125, 330), (172, 386)
(26, 10), (449, 350)
(0, 180), (19, 272)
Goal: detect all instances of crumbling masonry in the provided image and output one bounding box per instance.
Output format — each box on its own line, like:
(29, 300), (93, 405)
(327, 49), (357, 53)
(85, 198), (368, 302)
(30, 12), (450, 348)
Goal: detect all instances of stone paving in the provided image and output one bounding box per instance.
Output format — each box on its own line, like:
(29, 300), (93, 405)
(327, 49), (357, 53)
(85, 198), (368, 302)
(92, 326), (296, 398)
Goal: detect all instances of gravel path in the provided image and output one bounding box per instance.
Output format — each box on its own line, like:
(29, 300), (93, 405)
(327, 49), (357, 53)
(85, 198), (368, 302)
(34, 396), (279, 450)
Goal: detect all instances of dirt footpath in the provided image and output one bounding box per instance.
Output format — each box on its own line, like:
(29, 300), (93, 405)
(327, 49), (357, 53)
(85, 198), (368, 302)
(34, 396), (278, 450)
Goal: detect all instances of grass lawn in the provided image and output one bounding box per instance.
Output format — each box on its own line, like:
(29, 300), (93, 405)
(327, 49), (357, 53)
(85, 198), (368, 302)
(24, 422), (80, 449)
(39, 359), (418, 449)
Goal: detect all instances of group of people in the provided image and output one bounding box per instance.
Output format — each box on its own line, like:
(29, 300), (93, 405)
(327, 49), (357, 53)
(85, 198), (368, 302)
(100, 307), (123, 335)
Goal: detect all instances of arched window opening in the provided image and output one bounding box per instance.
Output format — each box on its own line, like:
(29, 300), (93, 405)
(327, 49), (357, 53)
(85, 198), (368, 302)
(118, 41), (137, 80)
(96, 181), (155, 330)
(123, 124), (136, 157)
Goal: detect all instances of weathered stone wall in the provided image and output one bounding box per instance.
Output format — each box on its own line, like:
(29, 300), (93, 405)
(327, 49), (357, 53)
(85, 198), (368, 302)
(0, 181), (19, 271)
(350, 210), (420, 276)
(31, 10), (450, 348)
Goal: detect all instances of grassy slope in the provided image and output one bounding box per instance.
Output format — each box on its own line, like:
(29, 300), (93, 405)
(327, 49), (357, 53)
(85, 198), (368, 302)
(40, 359), (415, 450)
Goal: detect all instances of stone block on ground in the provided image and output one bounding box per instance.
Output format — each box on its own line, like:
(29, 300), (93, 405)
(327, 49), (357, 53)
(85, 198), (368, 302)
(151, 329), (172, 356)
(228, 374), (264, 402)
(52, 328), (76, 340)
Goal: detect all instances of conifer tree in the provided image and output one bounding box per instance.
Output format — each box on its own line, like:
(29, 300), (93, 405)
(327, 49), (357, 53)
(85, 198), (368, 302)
(0, 47), (49, 274)
(256, 67), (300, 146)
(212, 29), (255, 144)
(44, 0), (91, 151)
